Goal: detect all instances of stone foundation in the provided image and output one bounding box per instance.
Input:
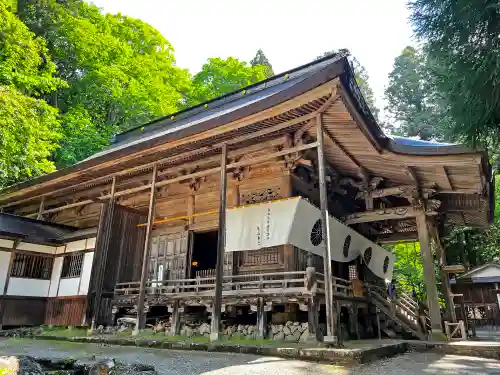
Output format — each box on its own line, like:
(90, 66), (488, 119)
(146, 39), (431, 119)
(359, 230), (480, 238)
(170, 321), (315, 342)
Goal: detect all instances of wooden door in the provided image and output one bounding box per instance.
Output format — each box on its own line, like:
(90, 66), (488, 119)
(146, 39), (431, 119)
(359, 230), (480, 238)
(149, 231), (189, 282)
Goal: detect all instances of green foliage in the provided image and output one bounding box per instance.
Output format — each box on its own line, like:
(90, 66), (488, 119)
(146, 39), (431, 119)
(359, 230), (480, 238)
(0, 3), (63, 187)
(385, 46), (455, 141)
(0, 86), (61, 185)
(187, 57), (267, 105)
(250, 49), (274, 78)
(19, 0), (191, 168)
(0, 3), (65, 94)
(409, 0), (500, 148)
(387, 242), (425, 300)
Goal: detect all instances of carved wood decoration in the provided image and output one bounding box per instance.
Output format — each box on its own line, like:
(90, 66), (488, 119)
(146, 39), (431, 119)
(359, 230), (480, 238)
(240, 187), (282, 205)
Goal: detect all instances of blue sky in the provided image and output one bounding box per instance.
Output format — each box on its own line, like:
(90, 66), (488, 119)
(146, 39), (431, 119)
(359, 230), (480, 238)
(90, 0), (414, 115)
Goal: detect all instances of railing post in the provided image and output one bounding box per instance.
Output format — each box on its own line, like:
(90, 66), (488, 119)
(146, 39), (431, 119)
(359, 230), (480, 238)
(316, 114), (337, 345)
(210, 144), (228, 341)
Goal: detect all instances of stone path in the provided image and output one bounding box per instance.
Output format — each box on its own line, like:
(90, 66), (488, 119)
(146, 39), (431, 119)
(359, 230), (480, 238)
(1, 338), (500, 374)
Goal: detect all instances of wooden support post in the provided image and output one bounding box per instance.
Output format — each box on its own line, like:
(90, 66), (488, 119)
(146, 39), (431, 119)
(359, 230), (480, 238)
(256, 297), (267, 339)
(0, 244), (18, 329)
(416, 213), (445, 340)
(134, 165), (158, 335)
(210, 144), (228, 341)
(90, 178), (116, 331)
(36, 196), (45, 221)
(440, 251), (457, 323)
(316, 113), (337, 345)
(168, 301), (181, 336)
(304, 252), (320, 342)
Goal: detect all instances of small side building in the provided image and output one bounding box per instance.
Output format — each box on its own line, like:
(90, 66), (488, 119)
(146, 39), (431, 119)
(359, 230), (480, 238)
(0, 214), (96, 328)
(451, 263), (500, 326)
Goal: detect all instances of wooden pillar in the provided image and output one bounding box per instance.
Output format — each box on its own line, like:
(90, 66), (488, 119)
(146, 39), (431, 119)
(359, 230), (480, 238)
(168, 301), (181, 336)
(0, 244), (17, 329)
(37, 196), (45, 221)
(439, 248), (457, 323)
(416, 213), (444, 339)
(90, 177), (116, 331)
(315, 113), (337, 345)
(210, 144), (228, 341)
(255, 297), (267, 339)
(134, 165), (158, 335)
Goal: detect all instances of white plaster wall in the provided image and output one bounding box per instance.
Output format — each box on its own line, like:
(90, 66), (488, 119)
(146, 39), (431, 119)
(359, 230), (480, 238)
(0, 251), (11, 293)
(78, 252), (94, 295)
(7, 278), (50, 297)
(58, 278), (80, 296)
(48, 257), (63, 297)
(16, 242), (56, 254)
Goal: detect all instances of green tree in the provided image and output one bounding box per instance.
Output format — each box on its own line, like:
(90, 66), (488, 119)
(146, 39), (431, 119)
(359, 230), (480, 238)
(250, 49), (274, 78)
(316, 49), (379, 120)
(385, 46), (453, 141)
(0, 3), (64, 186)
(188, 57), (267, 105)
(19, 0), (191, 168)
(409, 0), (500, 148)
(387, 242), (425, 300)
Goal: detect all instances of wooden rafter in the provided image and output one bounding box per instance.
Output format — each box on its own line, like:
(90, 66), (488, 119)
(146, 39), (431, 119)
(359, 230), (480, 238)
(322, 127), (362, 171)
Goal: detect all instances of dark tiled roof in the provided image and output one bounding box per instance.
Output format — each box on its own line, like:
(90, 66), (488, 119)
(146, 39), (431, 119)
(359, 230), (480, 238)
(0, 213), (79, 244)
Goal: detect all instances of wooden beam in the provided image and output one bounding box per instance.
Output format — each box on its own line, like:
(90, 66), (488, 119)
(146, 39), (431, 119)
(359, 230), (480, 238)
(210, 144), (228, 341)
(36, 197), (45, 221)
(405, 166), (418, 185)
(316, 113), (337, 345)
(27, 142), (319, 217)
(356, 185), (414, 200)
(357, 185), (481, 200)
(134, 165), (158, 334)
(344, 206), (438, 225)
(11, 135), (290, 212)
(376, 232), (418, 243)
(442, 166), (454, 190)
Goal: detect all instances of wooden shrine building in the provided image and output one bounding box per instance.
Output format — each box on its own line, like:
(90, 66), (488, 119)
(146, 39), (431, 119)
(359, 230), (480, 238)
(0, 54), (493, 343)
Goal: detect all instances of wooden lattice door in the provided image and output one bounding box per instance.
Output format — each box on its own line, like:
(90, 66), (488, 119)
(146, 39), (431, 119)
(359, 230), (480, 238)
(149, 231), (189, 282)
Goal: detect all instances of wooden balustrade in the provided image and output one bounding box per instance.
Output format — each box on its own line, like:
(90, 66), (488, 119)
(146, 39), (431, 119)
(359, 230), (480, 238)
(113, 271), (355, 303)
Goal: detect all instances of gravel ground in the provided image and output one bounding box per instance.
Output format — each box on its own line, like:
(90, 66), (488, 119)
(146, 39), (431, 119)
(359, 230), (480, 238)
(1, 338), (500, 375)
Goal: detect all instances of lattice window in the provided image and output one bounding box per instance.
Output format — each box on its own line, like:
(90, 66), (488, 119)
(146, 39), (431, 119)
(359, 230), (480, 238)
(61, 252), (84, 278)
(348, 264), (358, 280)
(241, 247), (280, 266)
(10, 253), (53, 279)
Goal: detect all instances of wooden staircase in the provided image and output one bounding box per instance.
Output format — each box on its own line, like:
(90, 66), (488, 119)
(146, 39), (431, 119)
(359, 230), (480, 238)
(367, 285), (430, 341)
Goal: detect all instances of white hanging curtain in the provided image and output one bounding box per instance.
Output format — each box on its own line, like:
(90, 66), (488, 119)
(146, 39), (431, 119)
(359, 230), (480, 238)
(225, 197), (395, 280)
